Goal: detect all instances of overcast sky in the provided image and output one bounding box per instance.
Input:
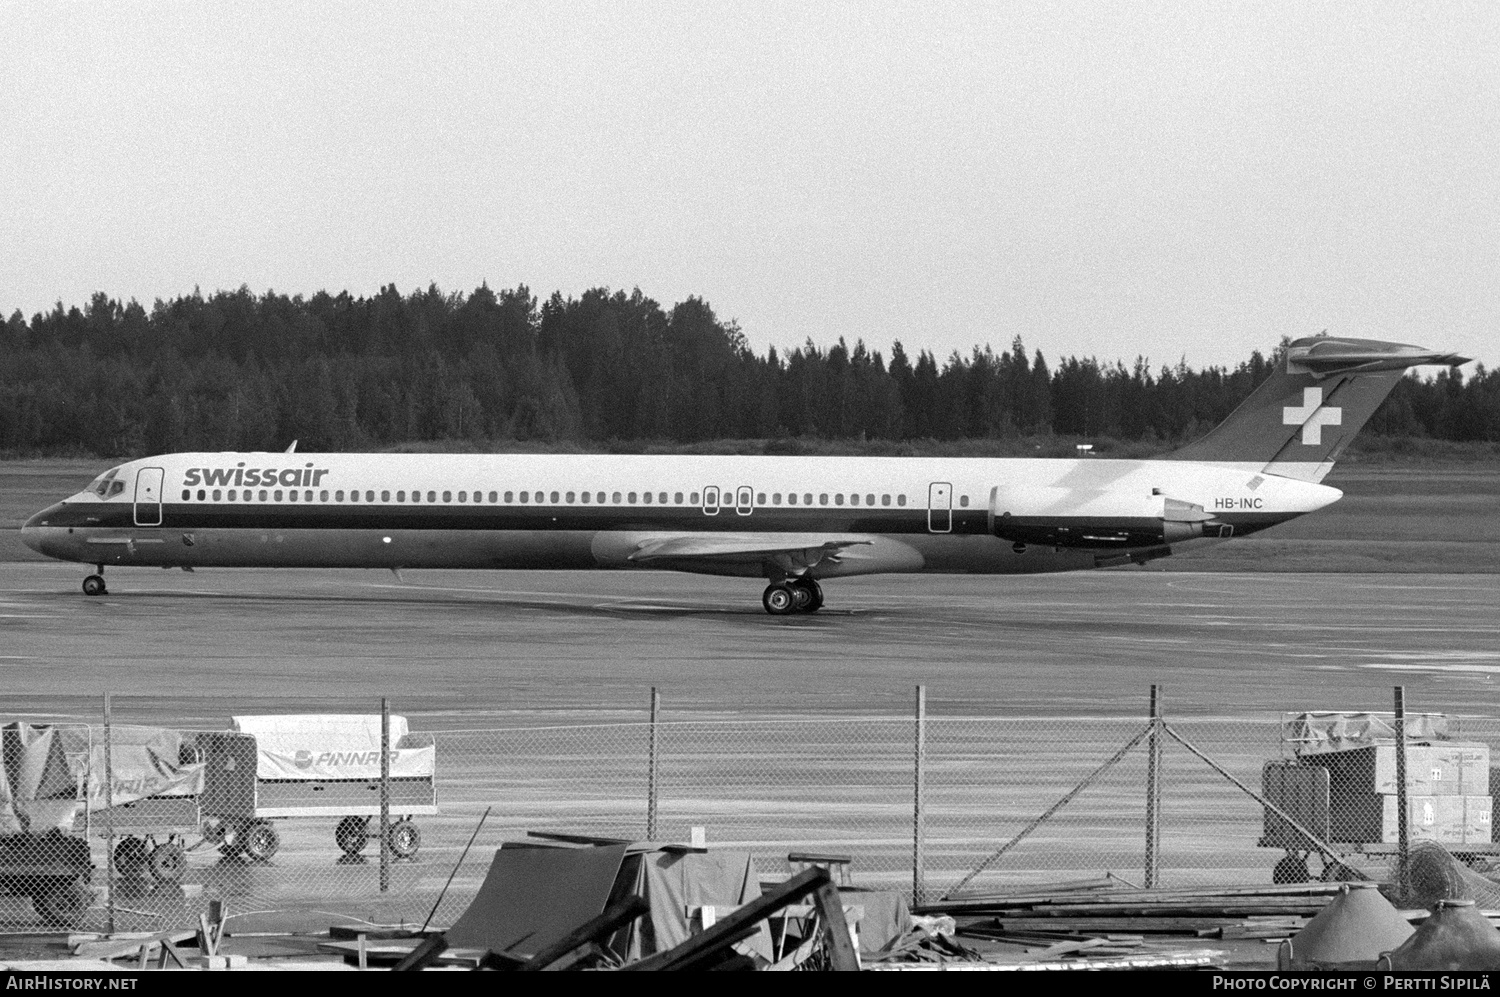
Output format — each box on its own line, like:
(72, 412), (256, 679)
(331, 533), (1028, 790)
(3, 2), (1496, 371)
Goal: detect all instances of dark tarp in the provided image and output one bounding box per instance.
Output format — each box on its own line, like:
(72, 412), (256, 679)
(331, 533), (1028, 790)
(840, 887), (911, 955)
(445, 842), (628, 957)
(613, 849), (772, 962)
(55, 726), (205, 811)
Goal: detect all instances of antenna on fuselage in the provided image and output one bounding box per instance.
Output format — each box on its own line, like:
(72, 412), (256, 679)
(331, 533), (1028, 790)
(284, 440), (298, 453)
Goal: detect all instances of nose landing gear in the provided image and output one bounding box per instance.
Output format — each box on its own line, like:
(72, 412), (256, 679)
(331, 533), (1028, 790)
(82, 566), (107, 596)
(762, 577), (824, 615)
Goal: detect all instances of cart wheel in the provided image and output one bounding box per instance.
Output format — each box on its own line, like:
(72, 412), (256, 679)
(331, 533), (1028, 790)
(114, 837), (149, 880)
(242, 821), (280, 862)
(336, 816), (370, 856)
(386, 819), (421, 860)
(149, 842), (187, 882)
(1273, 854), (1310, 884)
(35, 877), (91, 927)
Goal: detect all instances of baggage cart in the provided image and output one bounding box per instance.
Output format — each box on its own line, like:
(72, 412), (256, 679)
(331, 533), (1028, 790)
(1259, 711), (1499, 882)
(60, 726), (205, 884)
(198, 715), (437, 862)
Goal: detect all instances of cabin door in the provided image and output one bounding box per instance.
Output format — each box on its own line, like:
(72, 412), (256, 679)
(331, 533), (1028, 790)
(927, 482), (952, 533)
(134, 467), (164, 526)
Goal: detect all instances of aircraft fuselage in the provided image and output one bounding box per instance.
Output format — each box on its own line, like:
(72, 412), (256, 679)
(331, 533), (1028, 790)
(23, 451), (1338, 580)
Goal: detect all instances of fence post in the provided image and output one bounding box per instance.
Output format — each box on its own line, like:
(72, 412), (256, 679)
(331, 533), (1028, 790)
(912, 685), (927, 906)
(1394, 686), (1409, 899)
(380, 697), (390, 893)
(647, 687), (661, 840)
(1144, 684), (1163, 888)
(103, 692), (115, 934)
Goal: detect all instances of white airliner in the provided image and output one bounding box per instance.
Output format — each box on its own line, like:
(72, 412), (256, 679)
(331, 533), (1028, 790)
(21, 336), (1468, 614)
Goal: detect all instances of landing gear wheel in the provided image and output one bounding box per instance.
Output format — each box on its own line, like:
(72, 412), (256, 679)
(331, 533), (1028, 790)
(149, 842), (186, 882)
(762, 584), (796, 615)
(798, 578), (823, 612)
(792, 575), (828, 605)
(82, 574), (107, 596)
(790, 585), (813, 612)
(241, 820), (280, 862)
(336, 816), (370, 856)
(35, 877), (90, 927)
(1273, 853), (1311, 884)
(386, 819), (421, 860)
(114, 837), (149, 880)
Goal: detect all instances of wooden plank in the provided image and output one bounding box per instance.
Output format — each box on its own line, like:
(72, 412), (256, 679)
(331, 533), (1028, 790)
(525, 830), (631, 846)
(520, 895), (649, 972)
(974, 916), (1250, 934)
(1020, 899), (1326, 911)
(810, 881), (861, 972)
(623, 867), (832, 972)
(523, 830), (707, 854)
(317, 939), (480, 969)
(1029, 937), (1111, 958)
(788, 851), (853, 865)
(924, 881), (1347, 911)
(391, 934), (449, 972)
(328, 925), (421, 941)
(73, 930), (197, 961)
(198, 914), (217, 957)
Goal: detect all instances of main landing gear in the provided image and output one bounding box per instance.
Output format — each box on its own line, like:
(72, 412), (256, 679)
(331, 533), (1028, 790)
(82, 566), (107, 596)
(762, 578), (824, 616)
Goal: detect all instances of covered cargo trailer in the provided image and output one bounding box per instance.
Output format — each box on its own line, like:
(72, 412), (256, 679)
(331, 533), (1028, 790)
(1260, 712), (1498, 882)
(198, 715), (437, 862)
(60, 725), (205, 884)
(1, 723), (93, 926)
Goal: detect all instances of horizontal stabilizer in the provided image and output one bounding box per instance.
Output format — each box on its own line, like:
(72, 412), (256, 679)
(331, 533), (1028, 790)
(1286, 339), (1470, 379)
(1167, 334), (1471, 481)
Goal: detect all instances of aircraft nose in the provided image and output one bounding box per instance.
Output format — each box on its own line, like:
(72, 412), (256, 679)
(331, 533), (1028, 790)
(20, 503), (63, 553)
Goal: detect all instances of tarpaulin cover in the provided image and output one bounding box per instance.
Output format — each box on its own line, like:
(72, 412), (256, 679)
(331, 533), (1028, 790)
(615, 849), (772, 962)
(0, 724), (81, 833)
(841, 887), (912, 955)
(445, 843), (628, 957)
(231, 715), (435, 780)
(55, 727), (205, 809)
(1287, 712), (1453, 755)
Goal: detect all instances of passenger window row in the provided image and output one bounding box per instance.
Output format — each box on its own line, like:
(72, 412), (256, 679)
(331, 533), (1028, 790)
(713, 491), (909, 507)
(177, 488), (937, 508)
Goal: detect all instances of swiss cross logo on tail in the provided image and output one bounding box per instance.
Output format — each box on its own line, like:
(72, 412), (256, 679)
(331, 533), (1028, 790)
(1283, 388), (1343, 445)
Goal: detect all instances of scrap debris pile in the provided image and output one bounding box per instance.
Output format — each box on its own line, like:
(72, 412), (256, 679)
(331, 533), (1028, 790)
(22, 838), (1500, 971)
(916, 877), (1339, 969)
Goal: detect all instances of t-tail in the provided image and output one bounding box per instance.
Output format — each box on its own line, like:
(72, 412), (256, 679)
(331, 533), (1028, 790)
(1165, 335), (1471, 482)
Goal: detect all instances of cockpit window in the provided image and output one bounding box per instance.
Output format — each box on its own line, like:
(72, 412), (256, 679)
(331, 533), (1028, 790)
(88, 467), (122, 497)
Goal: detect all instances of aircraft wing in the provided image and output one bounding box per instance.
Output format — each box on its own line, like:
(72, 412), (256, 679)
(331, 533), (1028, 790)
(626, 534), (873, 572)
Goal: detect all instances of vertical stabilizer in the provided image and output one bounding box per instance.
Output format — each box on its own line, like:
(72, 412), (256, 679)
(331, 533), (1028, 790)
(1166, 336), (1470, 482)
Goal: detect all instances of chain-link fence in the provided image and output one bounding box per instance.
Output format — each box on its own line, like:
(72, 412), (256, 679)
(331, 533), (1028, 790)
(4, 692), (1497, 935)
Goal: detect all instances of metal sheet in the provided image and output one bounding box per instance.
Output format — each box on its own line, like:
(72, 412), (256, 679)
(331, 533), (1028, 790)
(445, 843), (628, 957)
